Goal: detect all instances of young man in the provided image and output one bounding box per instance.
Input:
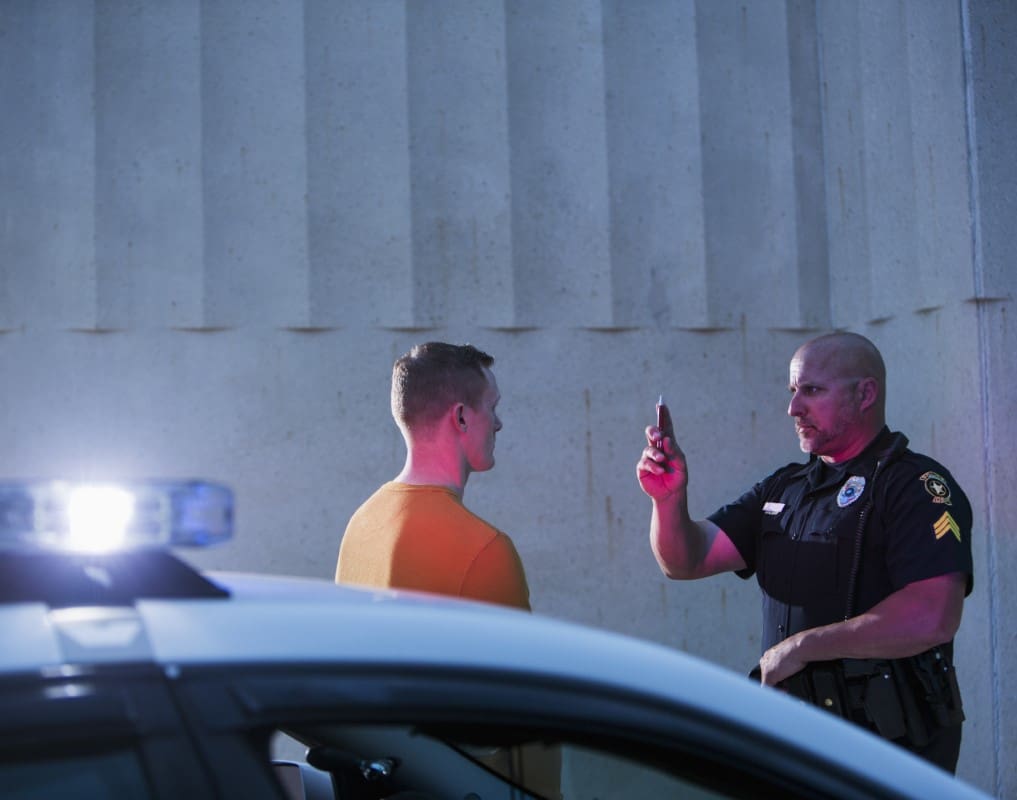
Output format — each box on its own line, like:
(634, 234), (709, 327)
(637, 332), (973, 771)
(336, 342), (530, 610)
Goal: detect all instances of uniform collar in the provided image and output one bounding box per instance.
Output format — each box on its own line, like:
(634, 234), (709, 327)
(802, 427), (900, 493)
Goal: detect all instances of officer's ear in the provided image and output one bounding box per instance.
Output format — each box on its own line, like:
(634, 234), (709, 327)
(856, 377), (879, 412)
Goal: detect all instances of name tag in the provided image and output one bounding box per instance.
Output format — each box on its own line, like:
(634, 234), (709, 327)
(763, 502), (785, 515)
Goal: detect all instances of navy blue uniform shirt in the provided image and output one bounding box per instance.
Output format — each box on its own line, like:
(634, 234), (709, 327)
(709, 427), (974, 652)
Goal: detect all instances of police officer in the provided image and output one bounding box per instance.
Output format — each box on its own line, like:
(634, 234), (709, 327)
(636, 332), (973, 772)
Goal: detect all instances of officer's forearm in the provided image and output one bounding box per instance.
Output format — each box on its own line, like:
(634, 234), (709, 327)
(790, 573), (965, 662)
(650, 500), (736, 580)
(650, 496), (703, 579)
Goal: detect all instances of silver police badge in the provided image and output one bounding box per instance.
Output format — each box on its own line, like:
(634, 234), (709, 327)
(837, 476), (866, 508)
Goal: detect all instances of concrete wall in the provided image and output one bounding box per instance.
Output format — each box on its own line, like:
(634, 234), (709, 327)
(0, 1), (1012, 794)
(962, 2), (1017, 796)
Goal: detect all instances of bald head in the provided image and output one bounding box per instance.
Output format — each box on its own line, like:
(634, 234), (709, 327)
(787, 332), (888, 462)
(794, 332), (886, 417)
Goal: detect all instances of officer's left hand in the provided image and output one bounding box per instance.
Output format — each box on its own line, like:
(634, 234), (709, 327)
(758, 635), (808, 687)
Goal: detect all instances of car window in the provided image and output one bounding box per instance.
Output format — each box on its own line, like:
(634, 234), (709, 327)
(271, 724), (800, 800)
(0, 666), (219, 800)
(201, 669), (887, 800)
(561, 743), (728, 799)
(0, 749), (151, 800)
(457, 739), (730, 800)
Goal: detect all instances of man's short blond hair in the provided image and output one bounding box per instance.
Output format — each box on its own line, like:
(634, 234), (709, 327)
(391, 342), (494, 429)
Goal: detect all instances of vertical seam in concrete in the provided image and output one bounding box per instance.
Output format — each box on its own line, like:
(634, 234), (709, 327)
(497, 0), (517, 327)
(810, 0), (833, 327)
(502, 0), (520, 327)
(198, 2), (209, 327)
(692, 0), (713, 327)
(959, 1), (1000, 794)
(301, 0), (313, 323)
(403, 4), (418, 327)
(90, 3), (100, 330)
(814, 2), (840, 329)
(598, 0), (618, 327)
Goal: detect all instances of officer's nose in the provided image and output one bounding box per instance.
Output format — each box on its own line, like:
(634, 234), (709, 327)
(788, 392), (802, 418)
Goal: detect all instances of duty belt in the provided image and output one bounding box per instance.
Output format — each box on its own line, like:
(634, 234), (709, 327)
(766, 647), (964, 746)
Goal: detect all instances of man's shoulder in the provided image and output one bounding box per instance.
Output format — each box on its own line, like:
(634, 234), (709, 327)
(877, 444), (972, 515)
(346, 482), (402, 518)
(710, 460), (808, 518)
(885, 445), (965, 488)
(355, 482), (456, 508)
(374, 483), (508, 539)
(452, 502), (507, 541)
(425, 498), (520, 565)
(760, 459), (812, 489)
(345, 482), (458, 529)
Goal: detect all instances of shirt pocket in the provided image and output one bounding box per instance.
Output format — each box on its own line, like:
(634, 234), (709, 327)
(798, 504), (861, 603)
(758, 509), (844, 608)
(757, 514), (804, 603)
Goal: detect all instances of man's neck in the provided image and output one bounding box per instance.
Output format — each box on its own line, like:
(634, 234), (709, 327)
(819, 425), (886, 465)
(395, 449), (469, 499)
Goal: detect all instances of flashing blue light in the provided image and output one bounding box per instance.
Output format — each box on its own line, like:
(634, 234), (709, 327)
(0, 480), (233, 552)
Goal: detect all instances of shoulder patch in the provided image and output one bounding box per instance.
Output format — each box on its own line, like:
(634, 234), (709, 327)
(933, 511), (962, 542)
(920, 471), (952, 506)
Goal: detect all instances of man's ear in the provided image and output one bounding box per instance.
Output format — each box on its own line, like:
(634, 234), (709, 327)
(452, 402), (468, 431)
(857, 377), (879, 412)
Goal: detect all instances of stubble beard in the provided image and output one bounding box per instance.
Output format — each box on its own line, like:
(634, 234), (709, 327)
(795, 417), (851, 459)
(793, 418), (833, 457)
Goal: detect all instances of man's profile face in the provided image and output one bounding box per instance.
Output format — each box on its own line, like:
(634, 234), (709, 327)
(462, 367), (502, 473)
(787, 344), (865, 463)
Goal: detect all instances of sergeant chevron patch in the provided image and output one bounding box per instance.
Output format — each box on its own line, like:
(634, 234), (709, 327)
(933, 511), (961, 542)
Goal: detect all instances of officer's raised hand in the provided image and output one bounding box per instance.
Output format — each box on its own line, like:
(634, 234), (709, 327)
(637, 398), (747, 581)
(636, 397), (689, 503)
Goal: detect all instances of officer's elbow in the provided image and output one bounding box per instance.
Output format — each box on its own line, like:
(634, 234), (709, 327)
(903, 573), (966, 649)
(927, 606), (963, 646)
(934, 575), (966, 641)
(653, 551), (697, 581)
(661, 565), (697, 581)
(917, 600), (964, 652)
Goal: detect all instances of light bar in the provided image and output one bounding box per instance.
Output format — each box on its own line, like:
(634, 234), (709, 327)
(0, 480), (233, 553)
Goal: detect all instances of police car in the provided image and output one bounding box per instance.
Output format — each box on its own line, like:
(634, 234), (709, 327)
(0, 480), (991, 800)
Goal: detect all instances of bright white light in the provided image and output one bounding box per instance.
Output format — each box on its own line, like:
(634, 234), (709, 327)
(0, 479), (232, 551)
(66, 485), (136, 552)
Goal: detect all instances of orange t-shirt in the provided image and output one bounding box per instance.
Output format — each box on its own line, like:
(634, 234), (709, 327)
(335, 483), (530, 611)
